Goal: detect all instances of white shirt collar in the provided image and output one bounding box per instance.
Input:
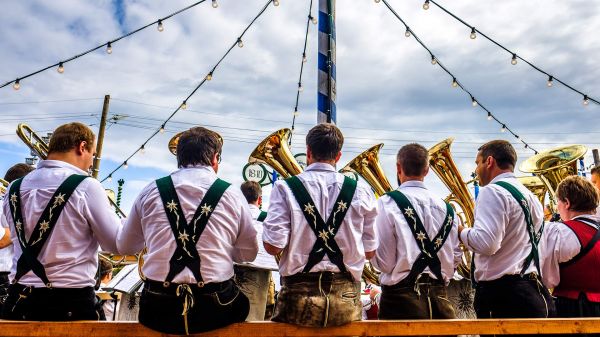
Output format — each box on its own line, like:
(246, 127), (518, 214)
(399, 180), (427, 190)
(37, 159), (88, 175)
(305, 162), (336, 172)
(173, 164), (216, 175)
(489, 172), (516, 184)
(248, 204), (260, 212)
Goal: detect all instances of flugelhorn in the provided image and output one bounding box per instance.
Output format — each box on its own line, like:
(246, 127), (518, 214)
(249, 128), (303, 179)
(15, 123), (127, 218)
(428, 138), (475, 278)
(340, 144), (392, 197)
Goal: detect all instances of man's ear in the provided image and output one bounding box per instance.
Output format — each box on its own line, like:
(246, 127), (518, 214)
(564, 198), (571, 210)
(334, 151), (342, 163)
(485, 155), (495, 169)
(77, 141), (87, 155)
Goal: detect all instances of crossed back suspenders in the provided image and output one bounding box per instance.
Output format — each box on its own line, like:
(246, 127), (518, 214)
(8, 174), (88, 288)
(387, 190), (454, 283)
(560, 218), (600, 268)
(257, 211), (267, 222)
(285, 175), (357, 274)
(155, 176), (230, 286)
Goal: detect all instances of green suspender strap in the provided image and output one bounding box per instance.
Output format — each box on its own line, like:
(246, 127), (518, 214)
(387, 191), (455, 283)
(257, 211), (267, 222)
(285, 175), (357, 274)
(495, 181), (543, 276)
(8, 174), (88, 288)
(155, 176), (230, 286)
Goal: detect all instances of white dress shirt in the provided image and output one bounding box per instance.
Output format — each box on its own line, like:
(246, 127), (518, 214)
(541, 215), (599, 289)
(460, 172), (545, 281)
(262, 162), (378, 282)
(0, 199), (13, 273)
(117, 165), (258, 284)
(372, 181), (461, 286)
(0, 160), (122, 288)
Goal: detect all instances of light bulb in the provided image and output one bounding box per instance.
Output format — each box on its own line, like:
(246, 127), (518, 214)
(487, 113), (492, 121)
(13, 79), (20, 90)
(160, 125), (165, 133)
(500, 124), (506, 132)
(293, 109), (299, 116)
(311, 16), (317, 25)
(212, 0), (218, 8)
(470, 27), (476, 39)
(302, 53), (307, 63)
(237, 38), (243, 48)
(405, 28), (411, 38)
(431, 55), (437, 65)
(107, 175), (113, 182)
(583, 95), (590, 106)
(524, 144), (529, 149)
(472, 98), (478, 107)
(106, 42), (113, 54)
(123, 161), (128, 169)
(206, 73), (213, 81)
(511, 54), (517, 65)
(451, 78), (458, 88)
(181, 101), (187, 110)
(374, 0), (381, 3)
(157, 20), (164, 32)
(57, 62), (64, 74)
(273, 0), (280, 6)
(140, 145), (146, 154)
(423, 0), (430, 10)
(298, 83), (303, 92)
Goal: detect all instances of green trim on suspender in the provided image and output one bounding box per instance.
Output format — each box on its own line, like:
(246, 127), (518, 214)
(8, 174), (88, 288)
(155, 176), (230, 284)
(257, 211), (267, 222)
(494, 181), (543, 276)
(284, 175), (357, 274)
(387, 190), (454, 283)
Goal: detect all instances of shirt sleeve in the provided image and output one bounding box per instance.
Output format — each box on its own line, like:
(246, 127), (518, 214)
(461, 186), (508, 256)
(451, 215), (463, 269)
(360, 185), (378, 252)
(232, 197), (258, 263)
(372, 197), (397, 273)
(116, 185), (148, 255)
(262, 181), (291, 249)
(83, 179), (122, 253)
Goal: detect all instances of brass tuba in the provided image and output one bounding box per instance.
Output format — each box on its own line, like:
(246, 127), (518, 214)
(340, 143), (393, 198)
(517, 176), (547, 207)
(428, 138), (475, 278)
(0, 178), (8, 195)
(520, 144), (587, 213)
(249, 128), (303, 178)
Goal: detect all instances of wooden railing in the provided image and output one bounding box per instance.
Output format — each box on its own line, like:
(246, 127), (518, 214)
(1, 319), (600, 337)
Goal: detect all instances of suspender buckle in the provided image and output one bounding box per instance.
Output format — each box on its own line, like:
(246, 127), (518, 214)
(163, 281), (170, 288)
(45, 282), (52, 288)
(197, 281), (205, 288)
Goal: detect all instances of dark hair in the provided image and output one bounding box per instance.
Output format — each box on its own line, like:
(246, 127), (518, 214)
(556, 175), (599, 212)
(477, 140), (517, 170)
(4, 163), (34, 183)
(48, 122), (95, 154)
(396, 143), (429, 177)
(99, 258), (113, 279)
(177, 127), (222, 168)
(306, 123), (344, 161)
(591, 166), (600, 176)
(240, 181), (262, 203)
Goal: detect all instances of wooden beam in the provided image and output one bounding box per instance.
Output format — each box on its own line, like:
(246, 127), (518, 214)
(1, 319), (600, 337)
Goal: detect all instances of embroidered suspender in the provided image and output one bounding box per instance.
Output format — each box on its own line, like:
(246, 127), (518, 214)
(8, 174), (88, 288)
(155, 176), (230, 286)
(494, 181), (544, 276)
(387, 191), (454, 283)
(257, 211), (267, 222)
(285, 176), (357, 274)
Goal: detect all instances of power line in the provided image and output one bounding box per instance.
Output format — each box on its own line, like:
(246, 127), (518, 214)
(1, 1), (210, 90)
(424, 0), (599, 106)
(100, 0), (277, 183)
(379, 0), (539, 154)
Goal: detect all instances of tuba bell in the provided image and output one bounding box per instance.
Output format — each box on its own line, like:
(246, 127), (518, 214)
(428, 138), (475, 278)
(340, 143), (393, 197)
(249, 128), (303, 179)
(520, 144), (587, 213)
(0, 178), (8, 195)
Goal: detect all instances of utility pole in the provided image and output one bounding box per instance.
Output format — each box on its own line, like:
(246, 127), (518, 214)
(317, 0), (336, 124)
(593, 149), (600, 167)
(92, 95), (110, 179)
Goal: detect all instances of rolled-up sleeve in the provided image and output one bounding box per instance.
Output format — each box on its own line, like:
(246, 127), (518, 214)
(84, 180), (122, 253)
(262, 181), (291, 249)
(462, 186), (507, 256)
(116, 187), (147, 255)
(360, 185), (378, 252)
(232, 197), (258, 263)
(372, 197), (396, 273)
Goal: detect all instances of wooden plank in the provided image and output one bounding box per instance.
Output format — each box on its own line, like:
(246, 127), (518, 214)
(1, 319), (600, 337)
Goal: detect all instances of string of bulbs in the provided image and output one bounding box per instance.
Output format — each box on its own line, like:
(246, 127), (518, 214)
(377, 0), (539, 154)
(2, 0), (214, 91)
(288, 0), (316, 146)
(102, 0), (277, 183)
(421, 0), (598, 107)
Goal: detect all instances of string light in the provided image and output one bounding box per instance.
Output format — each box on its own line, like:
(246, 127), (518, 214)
(375, 0), (381, 3)
(237, 38), (244, 48)
(273, 0), (279, 6)
(57, 62), (64, 74)
(123, 161), (128, 169)
(470, 27), (476, 39)
(159, 124), (165, 133)
(212, 0), (218, 8)
(430, 55), (437, 65)
(107, 174), (113, 182)
(181, 101), (187, 110)
(140, 144), (146, 154)
(106, 42), (113, 54)
(547, 76), (553, 87)
(501, 124), (506, 132)
(13, 79), (20, 90)
(206, 72), (213, 81)
(298, 82), (304, 92)
(471, 96), (478, 107)
(511, 53), (517, 65)
(423, 0), (430, 10)
(311, 15), (317, 25)
(157, 20), (164, 32)
(293, 108), (299, 116)
(583, 95), (590, 106)
(451, 77), (458, 88)
(405, 27), (411, 38)
(487, 112), (492, 120)
(302, 53), (307, 63)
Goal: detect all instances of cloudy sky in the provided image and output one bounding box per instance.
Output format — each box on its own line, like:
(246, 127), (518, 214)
(1, 0), (599, 211)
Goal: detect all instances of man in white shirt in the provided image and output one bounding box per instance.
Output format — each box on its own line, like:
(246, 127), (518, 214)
(0, 163), (35, 314)
(1, 122), (122, 321)
(263, 123), (378, 327)
(373, 143), (461, 319)
(236, 181), (271, 321)
(458, 140), (555, 319)
(117, 127), (258, 334)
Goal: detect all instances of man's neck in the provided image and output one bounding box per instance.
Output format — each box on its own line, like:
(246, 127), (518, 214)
(308, 160), (336, 167)
(47, 152), (81, 170)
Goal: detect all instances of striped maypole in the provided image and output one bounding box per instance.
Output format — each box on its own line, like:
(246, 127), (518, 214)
(317, 0), (336, 124)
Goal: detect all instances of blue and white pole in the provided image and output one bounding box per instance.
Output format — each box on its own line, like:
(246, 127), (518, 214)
(317, 0), (336, 124)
